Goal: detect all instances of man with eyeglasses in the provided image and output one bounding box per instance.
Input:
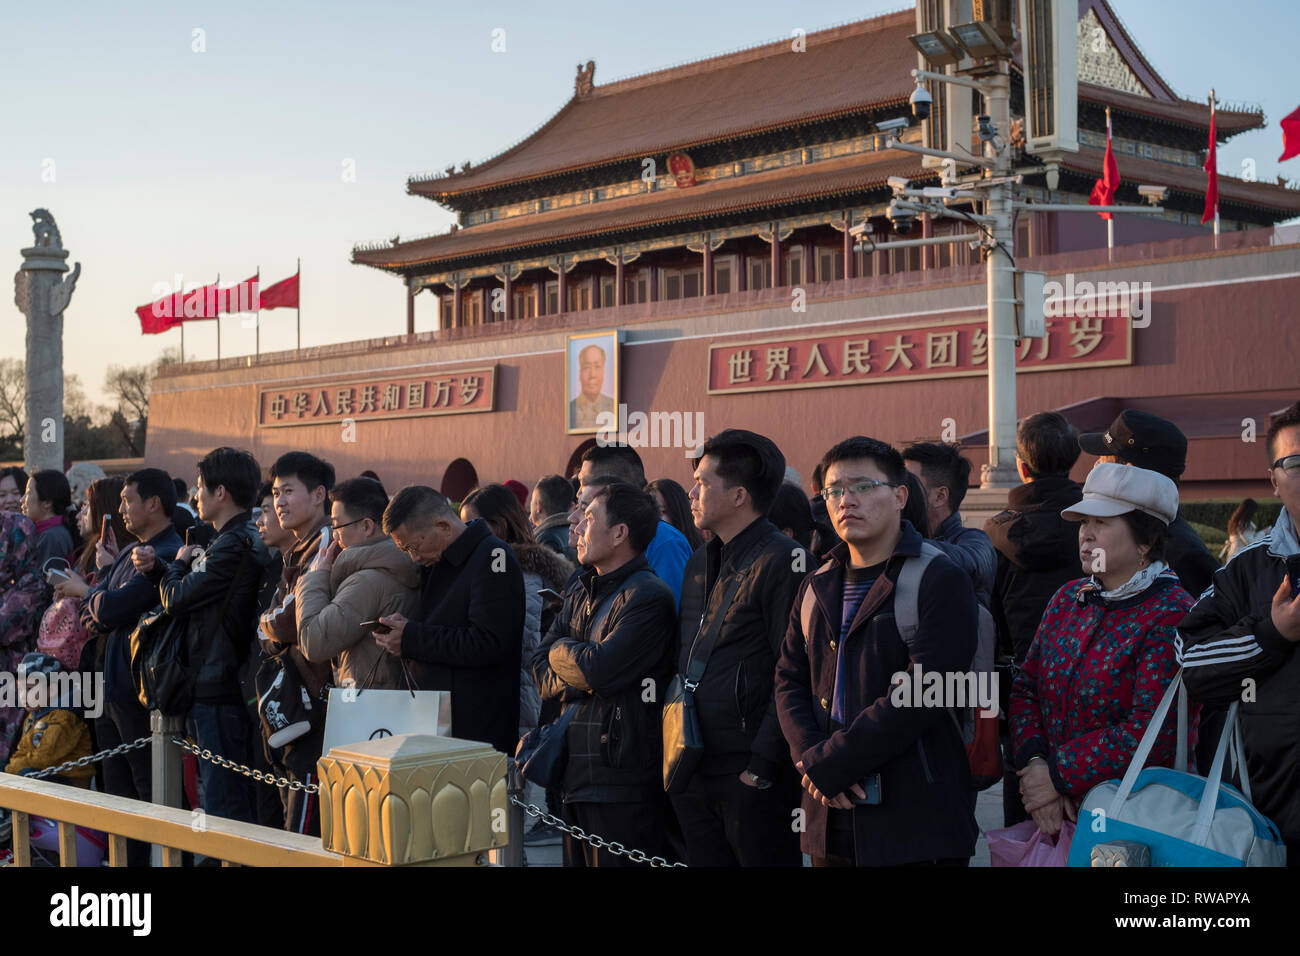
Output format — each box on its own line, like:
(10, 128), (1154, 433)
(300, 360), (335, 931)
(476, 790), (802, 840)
(774, 436), (979, 867)
(1178, 400), (1300, 864)
(295, 478), (417, 692)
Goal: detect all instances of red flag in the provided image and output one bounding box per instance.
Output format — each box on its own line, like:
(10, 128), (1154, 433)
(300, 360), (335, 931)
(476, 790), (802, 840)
(1280, 103), (1300, 162)
(1089, 111), (1119, 220)
(259, 271), (299, 310)
(134, 280), (217, 333)
(135, 294), (183, 335)
(1202, 103), (1218, 225)
(178, 282), (221, 319)
(217, 275), (259, 314)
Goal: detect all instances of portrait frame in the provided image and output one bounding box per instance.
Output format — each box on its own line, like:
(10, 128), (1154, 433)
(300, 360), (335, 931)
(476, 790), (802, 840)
(565, 329), (621, 435)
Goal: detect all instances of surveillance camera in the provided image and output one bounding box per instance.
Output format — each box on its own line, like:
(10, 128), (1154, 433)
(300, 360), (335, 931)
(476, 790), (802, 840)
(1138, 184), (1167, 205)
(909, 83), (932, 122)
(977, 114), (997, 142)
(886, 200), (916, 235)
(887, 176), (910, 193)
(876, 116), (909, 133)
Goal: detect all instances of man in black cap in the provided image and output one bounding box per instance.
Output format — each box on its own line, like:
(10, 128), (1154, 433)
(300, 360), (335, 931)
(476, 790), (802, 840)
(1078, 409), (1219, 601)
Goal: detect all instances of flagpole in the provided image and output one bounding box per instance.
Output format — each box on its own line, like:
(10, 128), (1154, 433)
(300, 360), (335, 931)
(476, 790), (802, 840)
(215, 273), (221, 364)
(1106, 107), (1114, 256)
(296, 257), (301, 351)
(255, 265), (261, 358)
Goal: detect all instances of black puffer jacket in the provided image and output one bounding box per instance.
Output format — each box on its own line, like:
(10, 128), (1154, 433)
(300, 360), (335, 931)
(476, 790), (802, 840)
(150, 513), (272, 704)
(677, 517), (806, 779)
(984, 476), (1084, 667)
(532, 554), (676, 804)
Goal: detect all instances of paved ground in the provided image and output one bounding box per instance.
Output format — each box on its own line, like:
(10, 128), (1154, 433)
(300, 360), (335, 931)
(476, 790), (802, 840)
(520, 781), (1007, 867)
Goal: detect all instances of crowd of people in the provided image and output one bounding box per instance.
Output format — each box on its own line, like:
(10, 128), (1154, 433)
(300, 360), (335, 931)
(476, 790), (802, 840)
(0, 399), (1298, 868)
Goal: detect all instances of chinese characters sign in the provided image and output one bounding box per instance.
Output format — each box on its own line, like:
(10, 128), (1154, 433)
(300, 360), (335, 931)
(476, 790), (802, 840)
(257, 367), (496, 427)
(707, 315), (1131, 394)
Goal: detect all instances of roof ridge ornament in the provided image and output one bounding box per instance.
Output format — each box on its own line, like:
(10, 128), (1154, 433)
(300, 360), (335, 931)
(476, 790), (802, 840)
(575, 60), (595, 98)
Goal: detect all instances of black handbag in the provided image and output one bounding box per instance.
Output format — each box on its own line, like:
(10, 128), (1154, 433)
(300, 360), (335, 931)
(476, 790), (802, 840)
(129, 604), (180, 712)
(662, 538), (767, 794)
(255, 648), (327, 750)
(513, 704), (577, 789)
(134, 544), (252, 717)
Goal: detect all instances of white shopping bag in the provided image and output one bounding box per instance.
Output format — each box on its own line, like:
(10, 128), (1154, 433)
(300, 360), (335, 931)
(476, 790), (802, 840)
(321, 686), (452, 756)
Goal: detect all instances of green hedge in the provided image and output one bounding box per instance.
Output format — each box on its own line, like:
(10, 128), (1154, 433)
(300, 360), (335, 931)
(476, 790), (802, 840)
(1180, 497), (1283, 532)
(1186, 521), (1227, 551)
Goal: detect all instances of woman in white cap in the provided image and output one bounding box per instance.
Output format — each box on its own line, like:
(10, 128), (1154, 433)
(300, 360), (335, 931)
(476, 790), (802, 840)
(1009, 463), (1197, 838)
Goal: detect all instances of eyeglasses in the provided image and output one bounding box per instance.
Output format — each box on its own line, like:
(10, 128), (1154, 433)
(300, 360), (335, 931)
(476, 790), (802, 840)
(1271, 454), (1300, 473)
(821, 479), (899, 502)
(327, 516), (368, 536)
(394, 531), (428, 556)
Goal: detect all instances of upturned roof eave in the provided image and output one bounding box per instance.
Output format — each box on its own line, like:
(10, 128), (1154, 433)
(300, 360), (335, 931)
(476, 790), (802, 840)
(408, 95), (913, 207)
(360, 164), (937, 273)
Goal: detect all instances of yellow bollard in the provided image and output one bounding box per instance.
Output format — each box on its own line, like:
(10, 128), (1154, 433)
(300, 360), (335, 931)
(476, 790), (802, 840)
(317, 734), (508, 867)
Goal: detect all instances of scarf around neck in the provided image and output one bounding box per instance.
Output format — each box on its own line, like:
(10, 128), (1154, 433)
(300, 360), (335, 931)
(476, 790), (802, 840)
(1087, 559), (1170, 601)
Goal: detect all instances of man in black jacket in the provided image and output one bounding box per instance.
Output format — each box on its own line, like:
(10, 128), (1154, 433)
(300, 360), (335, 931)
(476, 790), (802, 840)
(774, 437), (979, 867)
(530, 473), (577, 562)
(139, 448), (271, 825)
(673, 429), (805, 866)
(71, 467), (182, 866)
(376, 486), (524, 755)
(983, 412), (1085, 825)
(1178, 402), (1300, 862)
(533, 481), (677, 867)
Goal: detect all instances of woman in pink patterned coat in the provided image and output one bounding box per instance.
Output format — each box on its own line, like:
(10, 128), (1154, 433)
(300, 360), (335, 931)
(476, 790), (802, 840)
(0, 509), (51, 762)
(1011, 464), (1197, 837)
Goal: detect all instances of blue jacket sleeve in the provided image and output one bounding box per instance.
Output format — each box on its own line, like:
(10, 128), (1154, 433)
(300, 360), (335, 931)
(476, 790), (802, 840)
(646, 525), (691, 610)
(81, 567), (159, 634)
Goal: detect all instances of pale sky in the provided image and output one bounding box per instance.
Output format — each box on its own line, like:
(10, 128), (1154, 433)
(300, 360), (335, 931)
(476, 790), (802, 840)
(3, 0), (1297, 408)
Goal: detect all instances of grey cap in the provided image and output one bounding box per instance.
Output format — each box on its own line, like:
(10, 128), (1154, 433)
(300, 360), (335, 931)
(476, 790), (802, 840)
(1061, 462), (1178, 526)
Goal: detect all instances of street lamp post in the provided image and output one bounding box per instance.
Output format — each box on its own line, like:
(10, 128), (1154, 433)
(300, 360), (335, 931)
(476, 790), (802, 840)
(982, 62), (1020, 488)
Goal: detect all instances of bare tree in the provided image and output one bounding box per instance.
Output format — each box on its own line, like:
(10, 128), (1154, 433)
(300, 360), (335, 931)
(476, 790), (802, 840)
(104, 358), (167, 456)
(104, 365), (150, 426)
(0, 359), (24, 444)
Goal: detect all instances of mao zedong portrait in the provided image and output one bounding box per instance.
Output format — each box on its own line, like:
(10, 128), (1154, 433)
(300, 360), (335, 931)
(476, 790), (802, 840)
(569, 342), (615, 430)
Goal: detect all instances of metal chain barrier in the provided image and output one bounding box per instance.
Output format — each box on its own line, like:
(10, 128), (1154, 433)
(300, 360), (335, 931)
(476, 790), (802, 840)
(172, 737), (319, 794)
(509, 795), (686, 868)
(26, 735), (151, 780)
(19, 735), (679, 866)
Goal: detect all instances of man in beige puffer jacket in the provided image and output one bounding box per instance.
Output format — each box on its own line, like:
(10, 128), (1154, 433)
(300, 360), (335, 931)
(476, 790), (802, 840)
(295, 478), (419, 689)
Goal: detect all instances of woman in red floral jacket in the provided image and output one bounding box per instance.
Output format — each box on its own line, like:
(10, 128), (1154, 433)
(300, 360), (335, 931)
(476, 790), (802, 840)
(1011, 463), (1196, 836)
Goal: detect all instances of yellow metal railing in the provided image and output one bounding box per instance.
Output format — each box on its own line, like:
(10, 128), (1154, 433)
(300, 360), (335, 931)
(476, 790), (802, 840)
(0, 732), (511, 867)
(0, 773), (338, 867)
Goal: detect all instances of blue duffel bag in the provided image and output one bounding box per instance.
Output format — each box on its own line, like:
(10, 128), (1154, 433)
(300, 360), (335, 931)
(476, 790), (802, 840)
(1068, 670), (1286, 867)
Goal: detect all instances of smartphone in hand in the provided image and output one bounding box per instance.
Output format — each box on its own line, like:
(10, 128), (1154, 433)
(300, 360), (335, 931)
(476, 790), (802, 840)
(101, 514), (117, 551)
(1287, 555), (1300, 599)
(537, 588), (563, 603)
(45, 567), (70, 585)
(360, 620), (393, 635)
